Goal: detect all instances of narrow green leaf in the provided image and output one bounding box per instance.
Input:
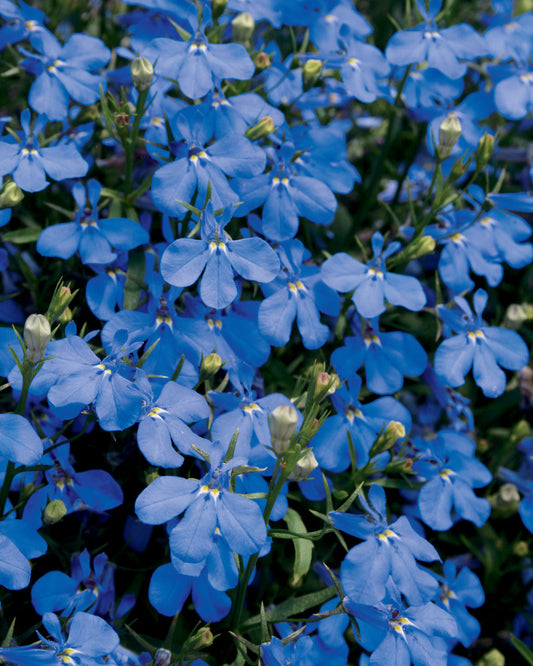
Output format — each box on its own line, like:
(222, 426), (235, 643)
(241, 586), (336, 629)
(512, 635), (533, 664)
(283, 508), (313, 587)
(2, 228), (41, 244)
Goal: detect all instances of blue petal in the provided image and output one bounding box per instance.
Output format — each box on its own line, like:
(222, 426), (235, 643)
(216, 492), (266, 556)
(258, 288), (297, 346)
(37, 222), (81, 259)
(160, 239), (209, 287)
(0, 413), (42, 464)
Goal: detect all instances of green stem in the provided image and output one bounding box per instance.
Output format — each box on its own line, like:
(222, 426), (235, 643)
(0, 363), (35, 518)
(124, 87), (150, 197)
(230, 458), (292, 630)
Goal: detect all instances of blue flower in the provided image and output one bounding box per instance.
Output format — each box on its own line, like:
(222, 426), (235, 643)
(22, 440), (123, 529)
(330, 484), (440, 605)
(385, 0), (487, 79)
(151, 104), (265, 218)
(330, 314), (427, 394)
(413, 430), (492, 530)
(152, 6), (254, 100)
(160, 203), (279, 310)
(258, 239), (340, 350)
(321, 232), (426, 318)
(0, 611), (119, 666)
(435, 289), (529, 398)
(0, 109), (88, 192)
(37, 179), (149, 265)
(310, 376), (411, 472)
(19, 30), (110, 121)
(0, 0), (46, 51)
(135, 440), (267, 563)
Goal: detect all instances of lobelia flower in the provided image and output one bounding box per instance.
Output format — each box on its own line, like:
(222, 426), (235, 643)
(309, 376), (411, 473)
(19, 29), (111, 121)
(321, 231), (427, 319)
(135, 440), (267, 564)
(234, 137), (339, 241)
(160, 202), (280, 310)
(433, 560), (485, 648)
(0, 109), (88, 192)
(434, 288), (529, 398)
(151, 4), (254, 100)
(330, 484), (441, 605)
(0, 412), (43, 465)
(150, 103), (266, 218)
(257, 239), (340, 350)
(0, 0), (46, 51)
(135, 375), (210, 468)
(22, 439), (123, 529)
(347, 582), (457, 666)
(330, 314), (427, 395)
(385, 0), (487, 79)
(39, 324), (145, 431)
(413, 430), (492, 530)
(37, 179), (149, 265)
(0, 611), (119, 666)
(31, 549), (134, 620)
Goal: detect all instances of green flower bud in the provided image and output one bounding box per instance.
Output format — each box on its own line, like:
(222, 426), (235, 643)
(47, 282), (75, 324)
(397, 235), (436, 263)
(212, 0), (227, 18)
(476, 131), (495, 169)
(43, 499), (67, 525)
(145, 469), (160, 486)
(24, 314), (51, 363)
(503, 303), (533, 329)
(270, 404), (299, 454)
(244, 116), (276, 141)
(188, 626), (214, 649)
(232, 12), (255, 43)
(370, 421), (406, 457)
(476, 648), (505, 666)
(200, 352), (222, 378)
(288, 449), (318, 481)
(513, 540), (529, 557)
(130, 57), (154, 91)
(58, 306), (73, 325)
(0, 180), (24, 209)
(303, 58), (322, 83)
(437, 112), (462, 159)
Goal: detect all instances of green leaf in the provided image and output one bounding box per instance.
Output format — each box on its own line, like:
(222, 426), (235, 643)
(512, 635), (533, 664)
(241, 586), (336, 629)
(2, 228), (41, 244)
(283, 508), (313, 587)
(123, 246), (145, 310)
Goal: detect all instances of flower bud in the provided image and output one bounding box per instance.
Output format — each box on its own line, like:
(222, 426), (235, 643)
(303, 58), (322, 83)
(288, 449), (318, 481)
(314, 371), (340, 403)
(244, 116), (275, 141)
(504, 303), (533, 329)
(200, 352), (222, 378)
(370, 421), (406, 456)
(188, 626), (214, 649)
(153, 648), (172, 666)
(437, 112), (462, 159)
(476, 131), (495, 169)
(212, 0), (227, 18)
(397, 235), (436, 263)
(130, 56), (154, 91)
(47, 283), (75, 324)
(255, 51), (271, 70)
(232, 12), (255, 44)
(513, 540), (529, 557)
(493, 482), (520, 509)
(270, 404), (299, 454)
(0, 180), (24, 209)
(24, 314), (51, 363)
(58, 306), (73, 325)
(476, 649), (505, 666)
(43, 499), (67, 525)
